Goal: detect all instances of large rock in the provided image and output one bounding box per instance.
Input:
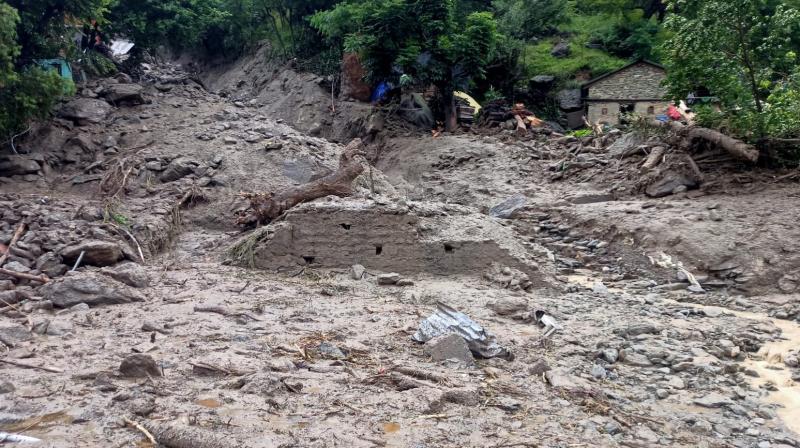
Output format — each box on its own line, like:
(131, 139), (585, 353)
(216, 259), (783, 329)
(38, 272), (145, 308)
(35, 252), (68, 278)
(159, 158), (198, 182)
(119, 354), (161, 378)
(423, 333), (474, 365)
(0, 155), (41, 176)
(103, 83), (145, 104)
(61, 240), (124, 267)
(58, 98), (113, 125)
(100, 262), (149, 288)
(646, 171), (697, 198)
(339, 53), (372, 102)
(551, 41), (571, 58)
(0, 324), (33, 348)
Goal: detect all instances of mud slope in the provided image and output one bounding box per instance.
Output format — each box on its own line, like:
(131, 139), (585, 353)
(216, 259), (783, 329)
(0, 59), (798, 448)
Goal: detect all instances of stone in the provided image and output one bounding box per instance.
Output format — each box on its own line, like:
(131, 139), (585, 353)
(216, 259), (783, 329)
(377, 273), (401, 285)
(655, 389), (669, 399)
(487, 296), (528, 316)
(3, 261), (30, 273)
(0, 324), (33, 348)
(61, 240), (124, 267)
(58, 98), (113, 124)
(119, 354), (161, 378)
(545, 369), (585, 389)
(103, 83), (145, 103)
(396, 278), (415, 286)
(317, 341), (346, 360)
(264, 139), (283, 151)
(646, 171), (697, 198)
(621, 351), (652, 367)
(667, 377), (685, 389)
(614, 324), (659, 337)
(591, 364), (607, 380)
(100, 262), (150, 288)
(241, 373), (285, 396)
(223, 136), (238, 145)
(159, 157), (199, 182)
(693, 392), (731, 408)
(441, 387), (480, 406)
(0, 155), (40, 176)
(351, 264), (366, 280)
(551, 41), (571, 58)
(38, 272), (145, 308)
(599, 348), (619, 364)
(528, 358), (551, 375)
(0, 381), (15, 394)
(592, 282), (609, 295)
(145, 161), (164, 171)
(423, 333), (474, 365)
(489, 194), (527, 219)
(35, 252), (68, 278)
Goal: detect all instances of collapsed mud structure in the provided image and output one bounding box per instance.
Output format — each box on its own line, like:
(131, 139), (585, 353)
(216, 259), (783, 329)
(231, 198), (553, 284)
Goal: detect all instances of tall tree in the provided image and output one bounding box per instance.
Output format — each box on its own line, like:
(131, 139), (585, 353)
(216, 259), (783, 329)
(312, 0), (500, 131)
(662, 0), (800, 137)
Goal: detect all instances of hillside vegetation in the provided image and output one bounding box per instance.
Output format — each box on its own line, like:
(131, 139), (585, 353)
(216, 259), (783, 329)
(1, 0), (799, 148)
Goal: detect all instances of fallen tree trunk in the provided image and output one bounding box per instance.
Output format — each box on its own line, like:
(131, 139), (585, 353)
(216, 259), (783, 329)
(236, 139), (365, 227)
(514, 115), (527, 137)
(656, 121), (759, 163)
(641, 146), (665, 172)
(0, 222), (25, 267)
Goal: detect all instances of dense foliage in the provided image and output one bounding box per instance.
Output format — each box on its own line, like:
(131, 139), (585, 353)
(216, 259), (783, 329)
(0, 1), (77, 140)
(662, 0), (800, 141)
(1, 0), (800, 143)
(311, 0), (501, 130)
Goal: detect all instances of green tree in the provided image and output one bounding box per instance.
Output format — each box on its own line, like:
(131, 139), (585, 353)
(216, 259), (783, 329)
(492, 0), (568, 40)
(662, 0), (800, 138)
(0, 1), (72, 141)
(312, 0), (501, 131)
(108, 0), (228, 52)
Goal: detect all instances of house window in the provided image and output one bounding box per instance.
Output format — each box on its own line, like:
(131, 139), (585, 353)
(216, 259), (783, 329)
(647, 106), (655, 114)
(601, 108), (608, 115)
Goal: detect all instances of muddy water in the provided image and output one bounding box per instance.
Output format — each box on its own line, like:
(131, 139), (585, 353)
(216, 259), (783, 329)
(693, 303), (800, 435)
(566, 273), (800, 434)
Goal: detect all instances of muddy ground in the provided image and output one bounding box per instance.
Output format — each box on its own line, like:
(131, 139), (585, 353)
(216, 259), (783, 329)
(0, 55), (799, 448)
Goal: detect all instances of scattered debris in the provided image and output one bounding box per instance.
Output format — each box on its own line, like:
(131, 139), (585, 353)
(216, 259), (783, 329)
(412, 302), (512, 360)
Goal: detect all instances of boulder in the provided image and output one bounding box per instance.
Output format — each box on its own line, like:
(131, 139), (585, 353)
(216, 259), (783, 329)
(646, 171), (698, 198)
(61, 240), (124, 267)
(423, 333), (474, 365)
(100, 262), (150, 288)
(38, 272), (145, 308)
(103, 83), (145, 104)
(0, 155), (41, 176)
(35, 252), (68, 278)
(339, 53), (372, 102)
(159, 158), (198, 182)
(119, 354), (161, 378)
(551, 41), (571, 58)
(0, 324), (33, 348)
(377, 273), (401, 285)
(58, 98), (113, 125)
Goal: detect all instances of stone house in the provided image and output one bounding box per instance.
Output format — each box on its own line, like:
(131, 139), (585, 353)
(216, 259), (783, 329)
(582, 60), (668, 126)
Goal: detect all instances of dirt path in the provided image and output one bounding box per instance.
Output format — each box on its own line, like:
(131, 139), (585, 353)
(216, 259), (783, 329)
(1, 61), (799, 447)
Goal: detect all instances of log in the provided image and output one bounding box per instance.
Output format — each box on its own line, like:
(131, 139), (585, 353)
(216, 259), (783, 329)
(685, 127), (759, 163)
(641, 146), (666, 172)
(236, 139), (365, 227)
(655, 121), (759, 163)
(0, 223), (26, 268)
(140, 420), (236, 448)
(0, 268), (49, 283)
(514, 115), (527, 137)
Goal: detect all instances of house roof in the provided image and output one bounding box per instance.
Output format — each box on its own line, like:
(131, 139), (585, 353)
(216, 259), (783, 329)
(582, 60), (665, 89)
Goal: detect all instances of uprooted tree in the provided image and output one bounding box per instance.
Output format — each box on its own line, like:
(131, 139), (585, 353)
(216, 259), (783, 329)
(235, 139), (366, 227)
(661, 0), (800, 160)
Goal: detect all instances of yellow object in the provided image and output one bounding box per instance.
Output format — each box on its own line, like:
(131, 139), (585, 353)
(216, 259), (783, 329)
(454, 91), (481, 113)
